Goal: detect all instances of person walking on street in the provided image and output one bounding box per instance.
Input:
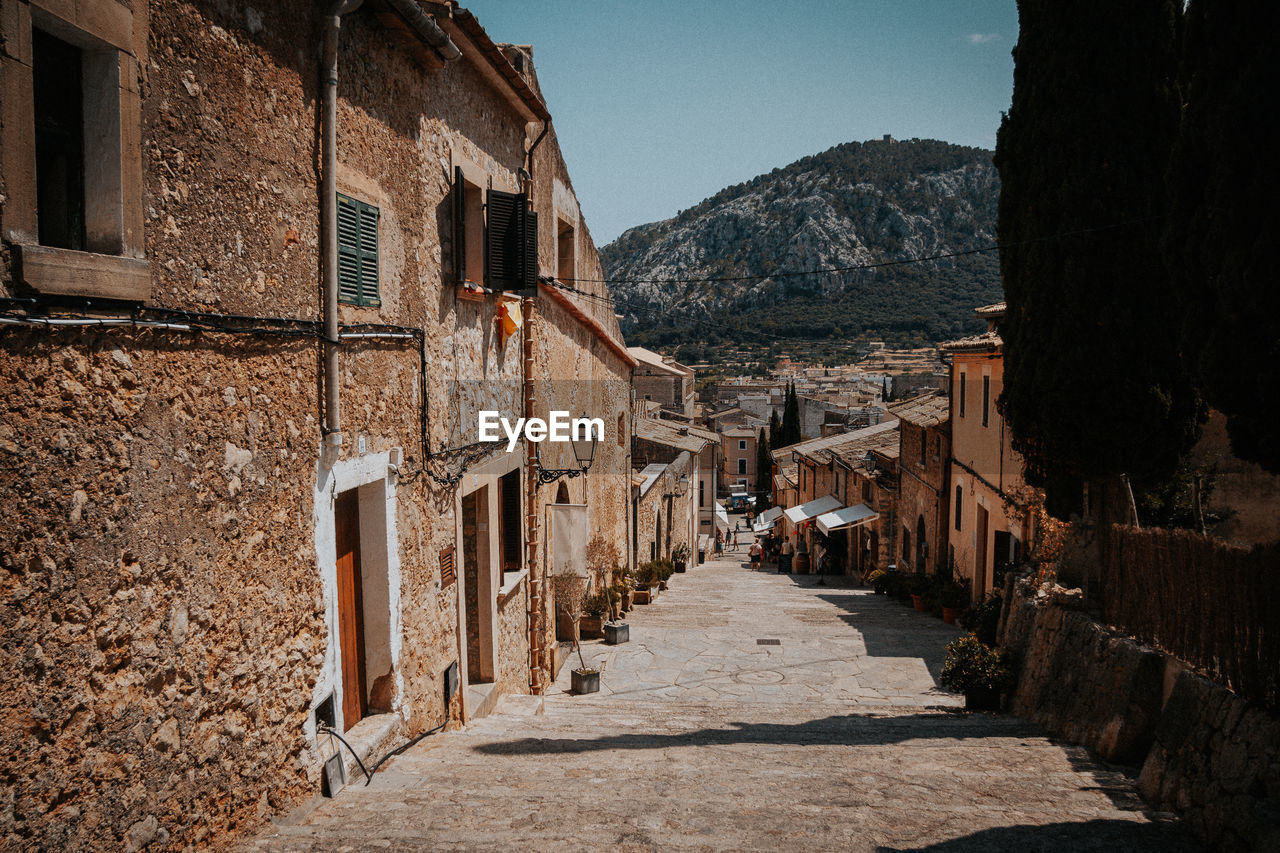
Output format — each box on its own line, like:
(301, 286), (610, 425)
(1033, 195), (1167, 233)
(779, 537), (794, 573)
(749, 539), (763, 570)
(731, 529), (738, 549)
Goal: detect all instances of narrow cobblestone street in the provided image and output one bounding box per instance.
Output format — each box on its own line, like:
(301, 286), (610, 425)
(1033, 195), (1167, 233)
(246, 544), (1196, 852)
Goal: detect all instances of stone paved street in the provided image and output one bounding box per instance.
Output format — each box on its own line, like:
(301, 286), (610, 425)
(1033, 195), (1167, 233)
(246, 544), (1197, 852)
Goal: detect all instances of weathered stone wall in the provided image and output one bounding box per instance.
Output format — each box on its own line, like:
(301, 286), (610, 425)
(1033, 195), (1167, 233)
(1001, 590), (1167, 765)
(896, 420), (950, 576)
(1001, 585), (1280, 851)
(0, 330), (326, 850)
(1138, 670), (1280, 852)
(634, 454), (696, 567)
(0, 0), (591, 848)
(495, 580), (529, 699)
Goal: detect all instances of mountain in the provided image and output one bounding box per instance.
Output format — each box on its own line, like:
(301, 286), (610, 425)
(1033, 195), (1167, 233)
(601, 138), (1003, 354)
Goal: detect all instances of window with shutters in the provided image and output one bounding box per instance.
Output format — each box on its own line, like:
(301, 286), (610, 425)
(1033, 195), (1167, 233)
(453, 167), (484, 287)
(452, 168), (538, 292)
(486, 189), (537, 291)
(337, 194), (379, 307)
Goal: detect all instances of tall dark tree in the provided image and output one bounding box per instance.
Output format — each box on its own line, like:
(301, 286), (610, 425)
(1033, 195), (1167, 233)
(995, 0), (1201, 517)
(777, 382), (803, 448)
(1164, 0), (1280, 473)
(768, 407), (781, 445)
(755, 428), (773, 509)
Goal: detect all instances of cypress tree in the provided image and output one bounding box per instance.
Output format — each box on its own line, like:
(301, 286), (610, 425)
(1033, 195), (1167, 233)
(994, 0), (1201, 517)
(755, 428), (773, 509)
(768, 407), (782, 445)
(778, 382), (803, 447)
(1164, 0), (1280, 473)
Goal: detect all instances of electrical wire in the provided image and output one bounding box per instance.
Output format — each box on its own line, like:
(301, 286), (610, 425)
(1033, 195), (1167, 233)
(318, 726), (372, 785)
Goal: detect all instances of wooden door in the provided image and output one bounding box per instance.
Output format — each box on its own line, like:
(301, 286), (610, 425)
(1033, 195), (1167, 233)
(976, 505), (989, 597)
(335, 490), (367, 731)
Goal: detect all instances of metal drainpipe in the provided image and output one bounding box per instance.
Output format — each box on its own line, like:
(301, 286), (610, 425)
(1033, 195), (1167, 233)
(321, 2), (457, 455)
(320, 0), (362, 453)
(523, 295), (544, 693)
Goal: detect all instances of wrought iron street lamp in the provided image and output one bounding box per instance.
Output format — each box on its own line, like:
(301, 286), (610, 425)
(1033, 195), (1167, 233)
(664, 474), (690, 500)
(534, 417), (599, 485)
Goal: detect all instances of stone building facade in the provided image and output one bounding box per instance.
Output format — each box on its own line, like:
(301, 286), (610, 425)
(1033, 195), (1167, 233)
(0, 1), (627, 848)
(888, 392), (950, 576)
(941, 303), (1034, 600)
(721, 426), (757, 490)
(772, 423), (899, 575)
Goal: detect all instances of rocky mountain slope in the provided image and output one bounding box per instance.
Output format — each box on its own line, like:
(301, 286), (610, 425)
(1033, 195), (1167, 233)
(601, 138), (1002, 349)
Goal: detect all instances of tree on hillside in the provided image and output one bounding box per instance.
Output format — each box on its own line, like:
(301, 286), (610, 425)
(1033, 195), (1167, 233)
(1164, 0), (1280, 473)
(755, 428), (773, 510)
(994, 0), (1202, 518)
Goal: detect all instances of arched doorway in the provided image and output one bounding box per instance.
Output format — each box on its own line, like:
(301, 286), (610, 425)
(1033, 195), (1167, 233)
(555, 482), (570, 504)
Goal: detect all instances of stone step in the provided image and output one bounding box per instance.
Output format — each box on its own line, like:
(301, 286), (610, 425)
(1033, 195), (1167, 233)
(494, 694), (545, 716)
(465, 681), (500, 722)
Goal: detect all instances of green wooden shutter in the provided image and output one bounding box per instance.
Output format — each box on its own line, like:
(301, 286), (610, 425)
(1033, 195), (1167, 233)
(337, 193), (380, 307)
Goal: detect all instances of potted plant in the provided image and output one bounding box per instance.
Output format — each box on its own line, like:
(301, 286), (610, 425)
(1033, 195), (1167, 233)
(653, 557), (674, 591)
(907, 574), (928, 612)
(558, 588), (599, 695)
(579, 588), (609, 639)
(672, 543), (690, 573)
(633, 562), (658, 604)
(868, 569), (889, 594)
(939, 634), (1011, 710)
(939, 579), (971, 624)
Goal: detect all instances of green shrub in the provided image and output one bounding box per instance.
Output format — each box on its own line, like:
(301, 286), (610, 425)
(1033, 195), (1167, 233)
(960, 593), (1003, 646)
(939, 634), (1012, 694)
(581, 588), (610, 616)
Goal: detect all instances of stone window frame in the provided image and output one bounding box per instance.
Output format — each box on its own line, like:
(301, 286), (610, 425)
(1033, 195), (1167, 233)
(1, 0), (148, 300)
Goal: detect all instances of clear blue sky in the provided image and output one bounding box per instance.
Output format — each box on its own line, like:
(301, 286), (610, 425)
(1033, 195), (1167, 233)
(466, 1), (1017, 246)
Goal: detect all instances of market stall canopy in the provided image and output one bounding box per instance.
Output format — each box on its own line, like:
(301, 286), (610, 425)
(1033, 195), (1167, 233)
(715, 503), (730, 533)
(783, 495), (842, 524)
(815, 503), (879, 535)
(752, 506), (783, 533)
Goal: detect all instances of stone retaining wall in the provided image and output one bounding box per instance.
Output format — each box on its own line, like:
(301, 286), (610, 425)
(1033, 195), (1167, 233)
(1001, 584), (1280, 851)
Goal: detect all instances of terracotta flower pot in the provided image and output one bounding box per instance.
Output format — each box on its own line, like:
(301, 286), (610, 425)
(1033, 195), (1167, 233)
(911, 594), (926, 611)
(942, 606), (962, 624)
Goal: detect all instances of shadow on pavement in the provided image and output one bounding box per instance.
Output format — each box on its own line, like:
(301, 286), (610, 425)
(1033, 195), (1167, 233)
(472, 711), (1040, 756)
(814, 591), (960, 685)
(875, 817), (1201, 852)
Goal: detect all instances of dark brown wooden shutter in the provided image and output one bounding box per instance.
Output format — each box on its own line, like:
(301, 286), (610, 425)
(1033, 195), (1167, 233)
(453, 166), (466, 285)
(485, 189), (521, 289)
(522, 209), (538, 289)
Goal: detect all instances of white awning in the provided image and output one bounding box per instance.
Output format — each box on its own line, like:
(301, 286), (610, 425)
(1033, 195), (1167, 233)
(783, 495), (843, 524)
(752, 506), (783, 533)
(816, 503), (879, 535)
(715, 503), (730, 533)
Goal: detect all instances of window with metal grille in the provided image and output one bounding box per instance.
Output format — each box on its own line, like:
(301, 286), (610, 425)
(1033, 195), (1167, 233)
(955, 484), (963, 531)
(337, 194), (379, 307)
